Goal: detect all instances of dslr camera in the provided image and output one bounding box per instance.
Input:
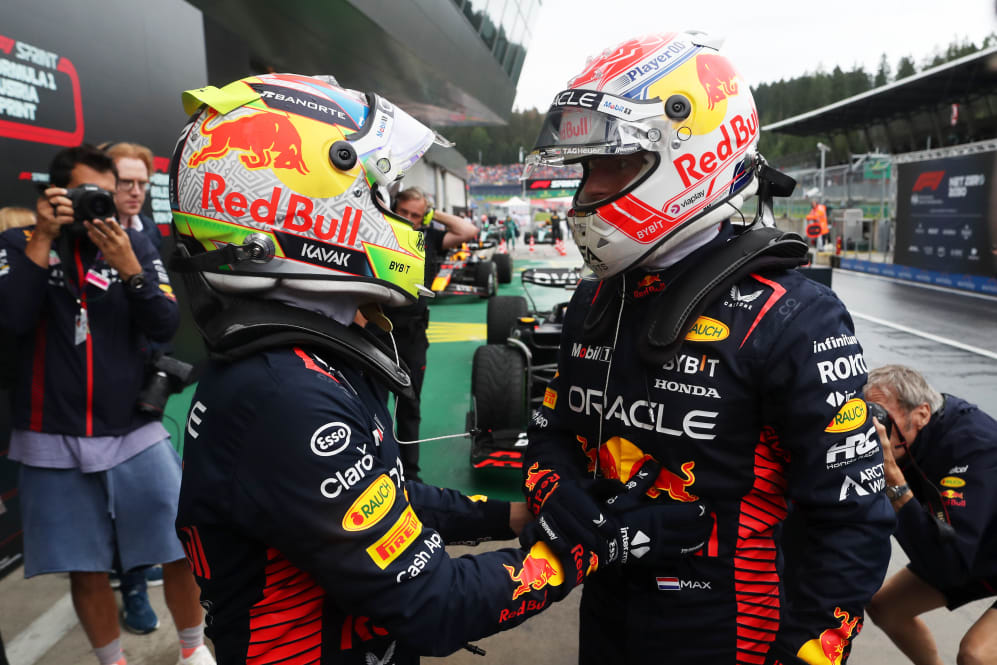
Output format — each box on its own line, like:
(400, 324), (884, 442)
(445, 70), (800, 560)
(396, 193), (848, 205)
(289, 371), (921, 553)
(136, 353), (198, 418)
(65, 184), (117, 232)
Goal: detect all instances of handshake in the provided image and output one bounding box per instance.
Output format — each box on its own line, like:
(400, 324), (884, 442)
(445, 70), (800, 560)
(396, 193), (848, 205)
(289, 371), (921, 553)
(520, 458), (712, 594)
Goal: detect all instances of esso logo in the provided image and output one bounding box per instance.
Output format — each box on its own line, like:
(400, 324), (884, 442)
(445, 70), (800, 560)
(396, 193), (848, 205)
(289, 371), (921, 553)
(310, 422), (352, 456)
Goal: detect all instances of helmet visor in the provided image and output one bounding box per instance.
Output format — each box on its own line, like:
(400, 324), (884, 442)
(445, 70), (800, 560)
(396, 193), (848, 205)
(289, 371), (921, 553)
(524, 90), (664, 178)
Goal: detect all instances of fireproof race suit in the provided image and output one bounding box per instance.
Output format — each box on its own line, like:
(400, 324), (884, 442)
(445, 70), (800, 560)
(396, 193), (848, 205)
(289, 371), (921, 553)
(176, 343), (572, 665)
(894, 395), (997, 598)
(524, 243), (895, 665)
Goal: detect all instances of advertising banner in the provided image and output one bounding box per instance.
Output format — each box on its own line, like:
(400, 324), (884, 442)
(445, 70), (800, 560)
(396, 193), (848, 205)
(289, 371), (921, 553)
(894, 152), (996, 277)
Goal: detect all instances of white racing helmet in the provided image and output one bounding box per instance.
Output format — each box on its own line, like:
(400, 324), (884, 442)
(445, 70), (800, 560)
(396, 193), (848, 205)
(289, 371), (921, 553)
(171, 73), (450, 307)
(524, 32), (761, 279)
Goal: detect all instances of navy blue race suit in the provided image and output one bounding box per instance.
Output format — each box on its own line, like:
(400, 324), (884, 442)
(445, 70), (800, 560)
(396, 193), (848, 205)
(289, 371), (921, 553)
(894, 395), (997, 604)
(524, 255), (895, 664)
(0, 226), (177, 436)
(176, 344), (572, 665)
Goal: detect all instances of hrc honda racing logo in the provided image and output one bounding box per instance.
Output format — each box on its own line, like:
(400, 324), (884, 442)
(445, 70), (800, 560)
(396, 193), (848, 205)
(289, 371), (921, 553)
(567, 386), (717, 439)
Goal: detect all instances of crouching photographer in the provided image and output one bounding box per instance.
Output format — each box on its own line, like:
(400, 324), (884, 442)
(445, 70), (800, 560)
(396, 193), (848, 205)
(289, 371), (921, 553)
(0, 145), (214, 665)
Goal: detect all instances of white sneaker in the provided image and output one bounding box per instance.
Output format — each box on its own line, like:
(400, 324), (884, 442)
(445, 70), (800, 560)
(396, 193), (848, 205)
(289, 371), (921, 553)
(177, 644), (216, 665)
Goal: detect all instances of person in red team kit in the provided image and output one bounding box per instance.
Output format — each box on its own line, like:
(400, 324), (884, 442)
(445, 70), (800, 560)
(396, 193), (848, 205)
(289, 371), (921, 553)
(169, 73), (710, 665)
(520, 31), (895, 664)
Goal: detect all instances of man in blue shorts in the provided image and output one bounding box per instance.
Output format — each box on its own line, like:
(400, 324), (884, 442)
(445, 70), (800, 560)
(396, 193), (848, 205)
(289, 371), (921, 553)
(0, 145), (213, 665)
(865, 365), (997, 665)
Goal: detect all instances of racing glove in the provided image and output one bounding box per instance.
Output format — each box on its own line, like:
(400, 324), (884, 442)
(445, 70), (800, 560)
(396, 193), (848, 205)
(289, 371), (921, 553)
(521, 462), (712, 594)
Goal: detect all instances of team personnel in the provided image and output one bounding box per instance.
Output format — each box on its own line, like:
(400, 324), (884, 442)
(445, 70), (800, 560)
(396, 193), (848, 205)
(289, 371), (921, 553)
(520, 32), (895, 664)
(864, 365), (997, 665)
(381, 188), (477, 480)
(806, 199), (829, 251)
(170, 73), (709, 665)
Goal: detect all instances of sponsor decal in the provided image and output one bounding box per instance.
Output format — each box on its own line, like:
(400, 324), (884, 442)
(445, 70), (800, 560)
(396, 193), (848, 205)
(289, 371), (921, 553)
(839, 463), (884, 500)
(189, 109), (309, 175)
(394, 531), (443, 582)
(825, 399), (867, 433)
(696, 53), (739, 110)
(338, 615), (389, 651)
(940, 476), (966, 488)
(186, 401), (207, 440)
(656, 577), (712, 591)
(632, 273), (666, 298)
(825, 390), (857, 408)
(651, 378), (720, 399)
(826, 425), (878, 469)
(568, 386), (717, 439)
(569, 343), (612, 362)
(661, 353), (719, 377)
(503, 541), (564, 600)
(948, 465), (969, 474)
(273, 228), (368, 273)
(311, 421), (352, 456)
(723, 285), (762, 309)
(542, 387), (557, 409)
(249, 83), (361, 130)
(524, 463), (559, 514)
(912, 171), (945, 192)
(684, 316), (730, 342)
(941, 489), (966, 507)
(797, 608), (860, 665)
(366, 505), (421, 569)
(673, 110), (758, 189)
(320, 450), (374, 498)
(813, 333), (859, 354)
(624, 41), (690, 84)
(498, 591), (550, 623)
(646, 461), (698, 502)
(816, 353), (868, 384)
(343, 475), (396, 531)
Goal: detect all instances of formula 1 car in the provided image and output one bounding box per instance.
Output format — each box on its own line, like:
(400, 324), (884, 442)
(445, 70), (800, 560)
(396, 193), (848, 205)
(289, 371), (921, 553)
(429, 240), (513, 298)
(466, 265), (581, 468)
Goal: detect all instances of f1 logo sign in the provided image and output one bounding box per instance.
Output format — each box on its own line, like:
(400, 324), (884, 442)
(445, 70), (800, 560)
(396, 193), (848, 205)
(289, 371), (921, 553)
(912, 171), (945, 192)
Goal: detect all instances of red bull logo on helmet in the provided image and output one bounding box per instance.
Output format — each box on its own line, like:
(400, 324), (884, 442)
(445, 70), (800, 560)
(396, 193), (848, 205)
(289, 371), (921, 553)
(189, 109), (309, 175)
(696, 53), (740, 110)
(673, 109), (758, 189)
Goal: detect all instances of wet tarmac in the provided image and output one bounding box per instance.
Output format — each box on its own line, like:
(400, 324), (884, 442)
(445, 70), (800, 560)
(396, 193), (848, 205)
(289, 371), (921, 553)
(3, 255), (995, 665)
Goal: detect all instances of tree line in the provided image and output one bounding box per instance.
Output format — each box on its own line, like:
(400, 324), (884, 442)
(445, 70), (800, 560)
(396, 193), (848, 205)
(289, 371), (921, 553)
(442, 34), (995, 167)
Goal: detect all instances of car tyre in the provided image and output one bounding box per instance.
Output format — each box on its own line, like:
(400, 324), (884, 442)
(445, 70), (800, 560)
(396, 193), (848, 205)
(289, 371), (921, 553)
(472, 344), (526, 431)
(487, 295), (528, 344)
(494, 253), (513, 284)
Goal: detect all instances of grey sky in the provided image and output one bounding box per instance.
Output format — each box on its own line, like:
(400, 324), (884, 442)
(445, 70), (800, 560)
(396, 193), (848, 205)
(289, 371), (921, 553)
(513, 0), (997, 111)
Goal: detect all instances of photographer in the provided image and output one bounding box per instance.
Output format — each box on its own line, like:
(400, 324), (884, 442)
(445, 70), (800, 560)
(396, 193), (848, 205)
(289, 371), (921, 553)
(0, 145), (213, 665)
(864, 365), (997, 665)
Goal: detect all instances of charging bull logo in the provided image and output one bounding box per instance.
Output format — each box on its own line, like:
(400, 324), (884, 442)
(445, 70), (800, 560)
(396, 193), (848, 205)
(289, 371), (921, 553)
(696, 53), (739, 110)
(796, 608), (861, 665)
(504, 543), (564, 600)
(189, 109), (309, 175)
(595, 436), (699, 502)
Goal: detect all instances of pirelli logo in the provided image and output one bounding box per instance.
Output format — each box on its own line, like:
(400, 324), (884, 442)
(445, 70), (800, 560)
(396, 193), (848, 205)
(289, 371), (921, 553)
(543, 388), (557, 409)
(366, 505), (422, 569)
